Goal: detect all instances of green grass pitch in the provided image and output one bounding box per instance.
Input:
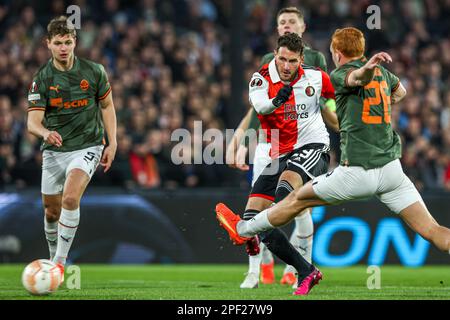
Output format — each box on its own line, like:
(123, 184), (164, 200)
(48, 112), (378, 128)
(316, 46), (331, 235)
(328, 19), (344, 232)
(0, 264), (448, 300)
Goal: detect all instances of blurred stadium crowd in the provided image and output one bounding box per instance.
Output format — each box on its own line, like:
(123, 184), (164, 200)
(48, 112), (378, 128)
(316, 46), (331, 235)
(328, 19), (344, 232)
(0, 0), (449, 192)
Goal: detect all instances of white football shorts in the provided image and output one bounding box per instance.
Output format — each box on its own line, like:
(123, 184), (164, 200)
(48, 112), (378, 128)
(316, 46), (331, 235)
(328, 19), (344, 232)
(41, 145), (104, 195)
(312, 159), (423, 214)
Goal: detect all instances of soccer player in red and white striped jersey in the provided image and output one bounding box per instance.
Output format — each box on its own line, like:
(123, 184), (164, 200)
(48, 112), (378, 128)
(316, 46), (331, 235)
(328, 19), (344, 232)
(218, 33), (338, 295)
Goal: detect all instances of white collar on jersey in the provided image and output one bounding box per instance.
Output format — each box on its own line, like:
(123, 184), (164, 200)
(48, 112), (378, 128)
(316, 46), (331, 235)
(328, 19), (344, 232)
(268, 58), (281, 83)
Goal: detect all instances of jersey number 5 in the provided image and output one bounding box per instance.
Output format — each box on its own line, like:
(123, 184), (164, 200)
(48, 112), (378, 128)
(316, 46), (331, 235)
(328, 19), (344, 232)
(83, 151), (96, 163)
(362, 80), (391, 124)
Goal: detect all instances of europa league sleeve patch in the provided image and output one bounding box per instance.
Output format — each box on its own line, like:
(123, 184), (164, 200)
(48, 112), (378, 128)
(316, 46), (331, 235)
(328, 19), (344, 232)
(250, 78), (263, 88)
(29, 81), (39, 93)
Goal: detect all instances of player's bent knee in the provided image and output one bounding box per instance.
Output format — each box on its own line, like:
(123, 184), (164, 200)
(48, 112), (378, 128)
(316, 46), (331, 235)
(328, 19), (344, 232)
(275, 180), (294, 203)
(44, 208), (60, 222)
(290, 190), (307, 211)
(294, 182), (324, 206)
(43, 197), (61, 222)
(245, 197), (272, 212)
(62, 195), (80, 210)
(243, 209), (260, 221)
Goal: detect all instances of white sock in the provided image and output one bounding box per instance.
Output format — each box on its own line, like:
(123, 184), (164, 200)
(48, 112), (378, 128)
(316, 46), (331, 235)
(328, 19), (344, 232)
(283, 210), (314, 274)
(248, 252), (262, 274)
(53, 207), (80, 265)
(248, 241), (274, 274)
(237, 209), (274, 237)
(294, 210), (314, 263)
(44, 217), (58, 261)
(260, 243), (274, 264)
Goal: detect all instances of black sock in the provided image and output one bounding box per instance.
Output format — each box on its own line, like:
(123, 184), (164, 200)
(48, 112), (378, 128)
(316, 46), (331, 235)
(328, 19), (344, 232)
(260, 228), (314, 280)
(275, 180), (294, 203)
(243, 209), (260, 221)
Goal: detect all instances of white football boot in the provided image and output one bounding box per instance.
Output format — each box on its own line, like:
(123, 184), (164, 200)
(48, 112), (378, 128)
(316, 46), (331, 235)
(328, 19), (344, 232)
(240, 272), (259, 289)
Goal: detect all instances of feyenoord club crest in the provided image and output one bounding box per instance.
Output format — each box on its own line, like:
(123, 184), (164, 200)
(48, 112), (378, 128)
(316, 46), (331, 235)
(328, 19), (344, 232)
(80, 79), (90, 91)
(305, 85), (315, 97)
(250, 78), (263, 87)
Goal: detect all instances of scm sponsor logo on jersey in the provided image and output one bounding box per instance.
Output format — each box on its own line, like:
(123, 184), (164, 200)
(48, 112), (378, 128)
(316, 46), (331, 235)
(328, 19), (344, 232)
(50, 98), (89, 109)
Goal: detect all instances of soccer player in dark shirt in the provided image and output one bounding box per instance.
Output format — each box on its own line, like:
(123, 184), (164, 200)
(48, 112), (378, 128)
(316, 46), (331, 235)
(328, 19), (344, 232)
(27, 16), (117, 282)
(217, 27), (450, 295)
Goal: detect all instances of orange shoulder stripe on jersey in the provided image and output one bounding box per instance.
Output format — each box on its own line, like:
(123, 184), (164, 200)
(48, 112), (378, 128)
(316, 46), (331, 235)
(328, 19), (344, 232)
(98, 86), (112, 100)
(28, 107), (46, 112)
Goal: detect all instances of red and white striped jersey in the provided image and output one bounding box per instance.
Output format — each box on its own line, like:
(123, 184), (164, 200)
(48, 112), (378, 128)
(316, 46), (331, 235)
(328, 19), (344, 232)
(249, 59), (335, 158)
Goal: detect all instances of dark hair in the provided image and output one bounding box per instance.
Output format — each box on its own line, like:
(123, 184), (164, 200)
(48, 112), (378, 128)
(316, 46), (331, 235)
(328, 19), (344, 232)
(276, 33), (304, 55)
(47, 16), (76, 40)
(277, 7), (304, 22)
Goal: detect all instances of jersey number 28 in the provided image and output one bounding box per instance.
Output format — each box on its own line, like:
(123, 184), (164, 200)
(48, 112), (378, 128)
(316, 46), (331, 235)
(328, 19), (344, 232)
(362, 80), (391, 124)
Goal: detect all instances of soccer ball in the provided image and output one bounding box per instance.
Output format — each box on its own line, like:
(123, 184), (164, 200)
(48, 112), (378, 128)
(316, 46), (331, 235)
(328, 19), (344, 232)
(21, 259), (61, 295)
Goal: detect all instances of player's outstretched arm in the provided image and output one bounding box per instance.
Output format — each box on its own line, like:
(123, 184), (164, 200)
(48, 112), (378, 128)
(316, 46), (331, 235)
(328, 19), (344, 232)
(99, 92), (117, 173)
(347, 52), (393, 87)
(27, 110), (62, 147)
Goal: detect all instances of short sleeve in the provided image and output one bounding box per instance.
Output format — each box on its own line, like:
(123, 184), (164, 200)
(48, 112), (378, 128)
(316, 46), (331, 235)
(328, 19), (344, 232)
(320, 70), (335, 100)
(97, 64), (112, 100)
(27, 76), (47, 112)
(330, 65), (356, 94)
(384, 68), (400, 93)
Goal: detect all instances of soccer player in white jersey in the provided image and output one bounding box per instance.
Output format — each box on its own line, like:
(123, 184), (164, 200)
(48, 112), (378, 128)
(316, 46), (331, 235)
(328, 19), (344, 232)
(227, 7), (338, 289)
(218, 33), (338, 295)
